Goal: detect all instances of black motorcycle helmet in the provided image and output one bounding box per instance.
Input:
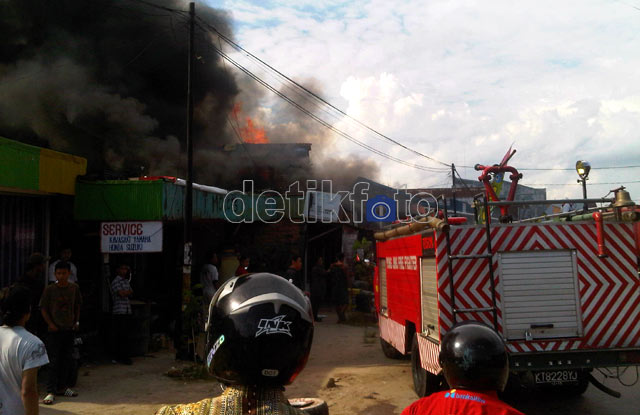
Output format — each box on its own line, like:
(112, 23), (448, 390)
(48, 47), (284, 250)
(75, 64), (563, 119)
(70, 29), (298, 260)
(205, 273), (314, 386)
(438, 321), (509, 391)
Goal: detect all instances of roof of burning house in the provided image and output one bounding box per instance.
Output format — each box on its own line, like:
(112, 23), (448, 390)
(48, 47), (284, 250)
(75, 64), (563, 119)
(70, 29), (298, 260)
(223, 143), (311, 161)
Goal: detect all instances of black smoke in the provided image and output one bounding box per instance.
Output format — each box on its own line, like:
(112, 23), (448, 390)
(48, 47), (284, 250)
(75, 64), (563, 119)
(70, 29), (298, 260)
(0, 0), (379, 187)
(0, 0), (234, 176)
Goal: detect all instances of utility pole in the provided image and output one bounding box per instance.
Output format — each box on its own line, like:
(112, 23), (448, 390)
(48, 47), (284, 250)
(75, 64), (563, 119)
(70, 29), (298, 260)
(451, 163), (457, 216)
(179, 1), (195, 356)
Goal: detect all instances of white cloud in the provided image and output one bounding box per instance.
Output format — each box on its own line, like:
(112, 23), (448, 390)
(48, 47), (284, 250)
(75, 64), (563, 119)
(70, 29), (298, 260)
(210, 0), (640, 199)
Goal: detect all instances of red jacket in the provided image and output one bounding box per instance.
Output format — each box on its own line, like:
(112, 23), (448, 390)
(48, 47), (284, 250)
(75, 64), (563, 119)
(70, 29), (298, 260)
(401, 389), (524, 415)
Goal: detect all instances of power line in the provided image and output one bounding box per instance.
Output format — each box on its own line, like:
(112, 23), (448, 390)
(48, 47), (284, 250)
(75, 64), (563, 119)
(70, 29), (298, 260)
(520, 165), (640, 171)
(459, 164), (640, 171)
(123, 0), (188, 14)
(196, 25), (449, 173)
(524, 180), (640, 186)
(208, 44), (447, 172)
(203, 43), (449, 173)
(453, 167), (476, 194)
(196, 17), (452, 169)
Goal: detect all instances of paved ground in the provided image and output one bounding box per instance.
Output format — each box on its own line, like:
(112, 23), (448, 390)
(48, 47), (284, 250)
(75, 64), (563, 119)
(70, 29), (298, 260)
(513, 367), (640, 415)
(37, 309), (640, 414)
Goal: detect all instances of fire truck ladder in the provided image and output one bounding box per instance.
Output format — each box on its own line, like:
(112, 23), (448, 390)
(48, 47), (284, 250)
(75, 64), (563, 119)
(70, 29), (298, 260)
(442, 194), (499, 331)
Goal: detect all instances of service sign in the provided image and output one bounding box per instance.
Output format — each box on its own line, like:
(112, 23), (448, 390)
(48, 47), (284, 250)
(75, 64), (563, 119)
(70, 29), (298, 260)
(100, 221), (163, 253)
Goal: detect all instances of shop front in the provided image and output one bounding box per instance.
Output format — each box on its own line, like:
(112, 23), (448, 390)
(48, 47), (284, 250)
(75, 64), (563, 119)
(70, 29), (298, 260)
(0, 136), (86, 287)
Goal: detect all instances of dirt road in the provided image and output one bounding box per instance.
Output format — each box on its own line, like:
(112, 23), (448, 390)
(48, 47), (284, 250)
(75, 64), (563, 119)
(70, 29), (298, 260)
(39, 311), (417, 415)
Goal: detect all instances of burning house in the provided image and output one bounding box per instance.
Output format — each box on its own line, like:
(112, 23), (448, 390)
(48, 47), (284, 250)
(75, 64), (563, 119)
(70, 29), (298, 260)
(222, 142), (312, 190)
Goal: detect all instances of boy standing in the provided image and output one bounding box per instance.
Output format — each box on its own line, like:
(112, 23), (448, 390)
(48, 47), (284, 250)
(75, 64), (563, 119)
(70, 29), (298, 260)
(48, 247), (78, 284)
(40, 261), (82, 405)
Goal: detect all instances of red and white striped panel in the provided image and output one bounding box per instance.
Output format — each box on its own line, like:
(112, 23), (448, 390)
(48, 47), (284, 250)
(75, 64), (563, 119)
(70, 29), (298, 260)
(436, 225), (505, 334)
(435, 222), (640, 352)
(379, 314), (406, 354)
(417, 335), (441, 375)
(507, 340), (582, 353)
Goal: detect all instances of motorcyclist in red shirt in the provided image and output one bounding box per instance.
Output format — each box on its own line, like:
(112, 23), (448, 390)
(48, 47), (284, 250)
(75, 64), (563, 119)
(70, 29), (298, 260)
(402, 321), (524, 415)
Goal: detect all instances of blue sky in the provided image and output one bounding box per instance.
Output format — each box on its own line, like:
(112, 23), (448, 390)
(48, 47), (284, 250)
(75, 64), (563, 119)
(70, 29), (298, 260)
(206, 0), (640, 200)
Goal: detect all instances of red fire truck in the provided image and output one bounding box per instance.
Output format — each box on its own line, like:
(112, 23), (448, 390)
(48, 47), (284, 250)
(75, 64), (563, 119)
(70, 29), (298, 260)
(373, 162), (640, 398)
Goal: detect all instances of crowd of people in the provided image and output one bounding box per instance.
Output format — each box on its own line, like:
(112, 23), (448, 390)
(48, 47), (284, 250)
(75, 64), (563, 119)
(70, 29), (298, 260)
(1, 247), (523, 415)
(201, 252), (354, 325)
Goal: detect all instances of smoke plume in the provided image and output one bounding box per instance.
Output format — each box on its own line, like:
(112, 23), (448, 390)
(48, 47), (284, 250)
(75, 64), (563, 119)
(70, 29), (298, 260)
(0, 0), (378, 188)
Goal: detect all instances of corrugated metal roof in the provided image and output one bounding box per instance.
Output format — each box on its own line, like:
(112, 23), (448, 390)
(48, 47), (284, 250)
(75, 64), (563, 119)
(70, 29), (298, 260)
(75, 179), (237, 221)
(74, 178), (303, 222)
(74, 180), (164, 221)
(0, 136), (41, 192)
(0, 136), (87, 195)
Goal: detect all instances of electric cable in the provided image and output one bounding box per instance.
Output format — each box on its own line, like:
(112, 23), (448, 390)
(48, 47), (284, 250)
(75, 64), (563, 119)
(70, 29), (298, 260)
(199, 37), (450, 173)
(458, 164), (640, 171)
(196, 17), (451, 168)
(618, 366), (639, 387)
(524, 180), (640, 186)
(453, 167), (478, 194)
(122, 0), (189, 15)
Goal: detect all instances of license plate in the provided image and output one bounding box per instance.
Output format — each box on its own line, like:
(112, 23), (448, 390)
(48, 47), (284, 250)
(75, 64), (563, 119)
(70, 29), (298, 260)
(534, 370), (578, 385)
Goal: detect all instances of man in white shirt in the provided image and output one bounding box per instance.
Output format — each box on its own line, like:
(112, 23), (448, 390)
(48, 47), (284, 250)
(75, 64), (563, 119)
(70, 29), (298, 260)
(0, 285), (50, 415)
(48, 248), (78, 284)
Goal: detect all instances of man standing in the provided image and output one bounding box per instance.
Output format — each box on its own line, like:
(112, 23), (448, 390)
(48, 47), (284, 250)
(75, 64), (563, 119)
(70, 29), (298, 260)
(40, 261), (82, 405)
(0, 285), (50, 415)
(15, 253), (48, 335)
(48, 248), (78, 285)
(111, 264), (133, 365)
(200, 252), (220, 307)
(330, 253), (349, 323)
(310, 257), (326, 322)
(284, 254), (304, 291)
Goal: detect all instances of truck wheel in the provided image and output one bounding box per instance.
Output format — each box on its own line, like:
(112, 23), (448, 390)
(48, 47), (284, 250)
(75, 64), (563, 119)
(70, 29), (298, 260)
(289, 398), (329, 415)
(411, 336), (442, 397)
(380, 337), (403, 359)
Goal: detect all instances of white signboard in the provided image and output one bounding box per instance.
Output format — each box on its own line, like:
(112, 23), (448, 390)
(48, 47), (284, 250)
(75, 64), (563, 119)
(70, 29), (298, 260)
(100, 221), (163, 253)
(305, 191), (342, 223)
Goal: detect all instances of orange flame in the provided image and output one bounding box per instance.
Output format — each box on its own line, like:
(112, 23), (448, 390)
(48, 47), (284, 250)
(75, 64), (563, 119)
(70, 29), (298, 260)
(232, 102), (269, 144)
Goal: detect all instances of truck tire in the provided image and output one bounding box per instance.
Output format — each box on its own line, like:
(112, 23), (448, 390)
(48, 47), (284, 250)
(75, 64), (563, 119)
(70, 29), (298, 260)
(380, 337), (403, 359)
(288, 398), (329, 415)
(411, 335), (443, 397)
